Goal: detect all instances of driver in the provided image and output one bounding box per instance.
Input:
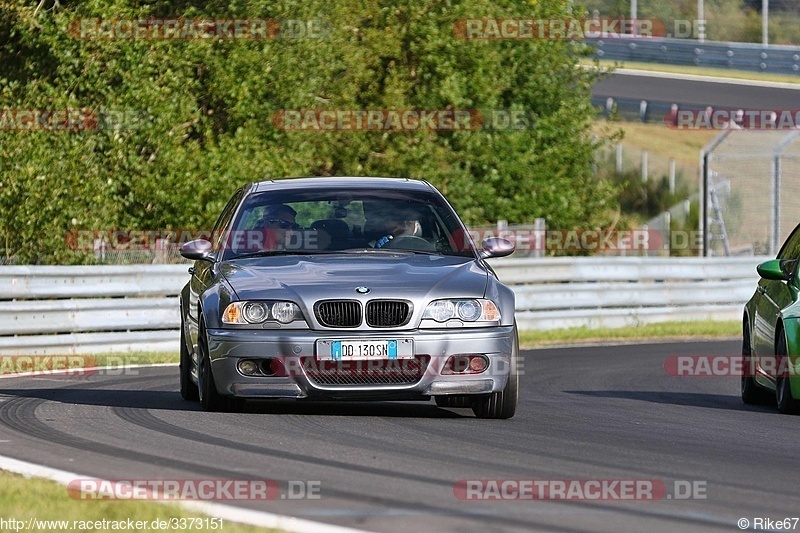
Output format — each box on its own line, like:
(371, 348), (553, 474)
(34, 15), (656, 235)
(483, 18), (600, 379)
(374, 210), (421, 249)
(258, 204), (299, 250)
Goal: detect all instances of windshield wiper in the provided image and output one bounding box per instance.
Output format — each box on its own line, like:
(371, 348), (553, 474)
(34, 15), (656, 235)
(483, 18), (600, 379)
(338, 248), (444, 256)
(232, 250), (330, 259)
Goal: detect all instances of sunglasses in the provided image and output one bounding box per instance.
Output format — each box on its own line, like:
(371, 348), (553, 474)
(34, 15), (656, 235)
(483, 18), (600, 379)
(267, 218), (299, 229)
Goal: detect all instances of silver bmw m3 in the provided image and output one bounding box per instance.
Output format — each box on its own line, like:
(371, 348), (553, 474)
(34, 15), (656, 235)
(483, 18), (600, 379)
(179, 177), (519, 418)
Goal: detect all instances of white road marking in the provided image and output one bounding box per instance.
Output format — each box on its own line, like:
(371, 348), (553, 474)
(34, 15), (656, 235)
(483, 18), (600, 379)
(0, 363), (177, 380)
(0, 454), (370, 533)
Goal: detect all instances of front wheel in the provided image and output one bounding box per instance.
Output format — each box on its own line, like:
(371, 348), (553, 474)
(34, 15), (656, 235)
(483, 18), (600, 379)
(179, 323), (199, 401)
(198, 320), (245, 413)
(741, 324), (771, 405)
(776, 331), (800, 415)
(472, 329), (519, 419)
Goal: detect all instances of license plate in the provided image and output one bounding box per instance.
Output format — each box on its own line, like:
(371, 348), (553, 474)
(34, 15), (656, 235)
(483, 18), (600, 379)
(316, 339), (414, 361)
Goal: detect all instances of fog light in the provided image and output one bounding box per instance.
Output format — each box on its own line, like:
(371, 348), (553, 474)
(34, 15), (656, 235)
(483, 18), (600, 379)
(238, 360), (258, 375)
(469, 356), (488, 373)
(260, 358), (286, 377)
(442, 355), (488, 375)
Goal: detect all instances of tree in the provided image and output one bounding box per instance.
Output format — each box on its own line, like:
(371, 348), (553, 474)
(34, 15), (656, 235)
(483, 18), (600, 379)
(0, 0), (617, 263)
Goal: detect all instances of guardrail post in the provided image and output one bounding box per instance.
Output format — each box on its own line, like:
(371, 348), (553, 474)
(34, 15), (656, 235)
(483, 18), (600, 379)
(698, 0), (705, 42)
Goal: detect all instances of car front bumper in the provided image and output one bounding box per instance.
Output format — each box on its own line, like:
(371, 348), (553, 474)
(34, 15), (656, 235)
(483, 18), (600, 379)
(204, 326), (515, 400)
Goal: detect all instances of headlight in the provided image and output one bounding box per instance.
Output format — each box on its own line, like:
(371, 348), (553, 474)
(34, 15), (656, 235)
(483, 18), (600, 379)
(271, 302), (301, 323)
(424, 300), (455, 322)
(243, 302), (269, 323)
(222, 301), (302, 325)
(422, 299), (501, 323)
(455, 300), (482, 321)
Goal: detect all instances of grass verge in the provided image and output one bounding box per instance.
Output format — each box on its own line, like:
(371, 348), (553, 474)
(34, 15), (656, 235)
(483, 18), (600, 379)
(0, 470), (280, 533)
(0, 352), (179, 376)
(519, 320), (740, 348)
(592, 119), (717, 169)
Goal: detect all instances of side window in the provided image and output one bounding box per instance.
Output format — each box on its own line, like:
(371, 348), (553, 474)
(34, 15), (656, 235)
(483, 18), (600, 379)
(778, 224), (800, 261)
(212, 189), (244, 252)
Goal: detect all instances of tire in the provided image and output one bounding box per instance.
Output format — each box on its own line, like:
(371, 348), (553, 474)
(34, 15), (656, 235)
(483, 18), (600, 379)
(776, 332), (800, 415)
(741, 324), (771, 405)
(179, 323), (199, 401)
(197, 319), (245, 413)
(435, 395), (473, 408)
(472, 328), (519, 419)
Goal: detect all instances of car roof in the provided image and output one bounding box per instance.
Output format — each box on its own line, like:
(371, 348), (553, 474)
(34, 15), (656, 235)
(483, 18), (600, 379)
(251, 177), (434, 193)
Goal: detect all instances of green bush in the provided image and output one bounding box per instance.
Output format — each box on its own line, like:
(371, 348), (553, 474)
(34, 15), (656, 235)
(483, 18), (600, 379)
(0, 0), (618, 263)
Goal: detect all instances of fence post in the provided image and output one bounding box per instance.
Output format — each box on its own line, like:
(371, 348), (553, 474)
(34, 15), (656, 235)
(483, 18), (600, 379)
(533, 218), (545, 258)
(700, 130), (731, 257)
(770, 131), (799, 254)
(771, 154), (780, 256)
(616, 143), (623, 173)
(641, 150), (648, 183)
(669, 158), (676, 195)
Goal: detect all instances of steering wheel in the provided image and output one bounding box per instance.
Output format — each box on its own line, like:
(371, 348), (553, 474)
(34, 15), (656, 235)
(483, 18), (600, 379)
(384, 235), (437, 251)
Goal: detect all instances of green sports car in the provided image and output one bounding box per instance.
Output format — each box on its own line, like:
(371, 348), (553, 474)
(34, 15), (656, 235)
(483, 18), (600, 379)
(743, 224), (800, 414)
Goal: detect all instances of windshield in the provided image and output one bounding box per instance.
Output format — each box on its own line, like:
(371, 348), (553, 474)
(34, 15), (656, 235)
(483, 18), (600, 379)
(222, 186), (476, 260)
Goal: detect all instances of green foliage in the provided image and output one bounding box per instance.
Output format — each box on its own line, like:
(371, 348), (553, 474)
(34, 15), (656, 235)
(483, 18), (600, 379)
(0, 0), (617, 263)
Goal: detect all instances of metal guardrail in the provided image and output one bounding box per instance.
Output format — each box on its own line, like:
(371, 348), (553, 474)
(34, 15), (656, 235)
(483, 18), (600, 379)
(0, 257), (765, 354)
(491, 256), (765, 330)
(0, 265), (188, 355)
(588, 37), (800, 75)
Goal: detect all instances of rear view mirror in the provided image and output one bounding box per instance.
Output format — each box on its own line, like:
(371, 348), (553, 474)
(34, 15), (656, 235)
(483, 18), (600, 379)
(757, 259), (794, 281)
(180, 239), (215, 262)
(480, 237), (515, 259)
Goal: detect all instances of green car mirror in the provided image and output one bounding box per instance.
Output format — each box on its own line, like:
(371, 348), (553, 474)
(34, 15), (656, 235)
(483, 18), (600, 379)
(757, 259), (795, 281)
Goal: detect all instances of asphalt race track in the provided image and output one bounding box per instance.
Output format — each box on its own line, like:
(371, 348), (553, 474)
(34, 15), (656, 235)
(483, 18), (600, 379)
(1, 340), (799, 532)
(592, 70), (800, 109)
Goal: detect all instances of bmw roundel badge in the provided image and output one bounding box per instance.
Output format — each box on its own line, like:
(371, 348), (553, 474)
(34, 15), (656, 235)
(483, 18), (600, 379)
(355, 286), (371, 294)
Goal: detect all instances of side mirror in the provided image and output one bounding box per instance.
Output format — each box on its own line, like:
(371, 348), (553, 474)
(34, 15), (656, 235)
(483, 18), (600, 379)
(757, 259), (794, 281)
(180, 239), (215, 262)
(480, 237), (515, 259)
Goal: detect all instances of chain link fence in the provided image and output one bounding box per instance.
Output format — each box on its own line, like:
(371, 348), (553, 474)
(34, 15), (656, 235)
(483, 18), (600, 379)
(703, 130), (800, 256)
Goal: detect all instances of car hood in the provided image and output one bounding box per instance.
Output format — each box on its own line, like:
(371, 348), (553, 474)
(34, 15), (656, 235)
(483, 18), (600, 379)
(220, 254), (488, 304)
